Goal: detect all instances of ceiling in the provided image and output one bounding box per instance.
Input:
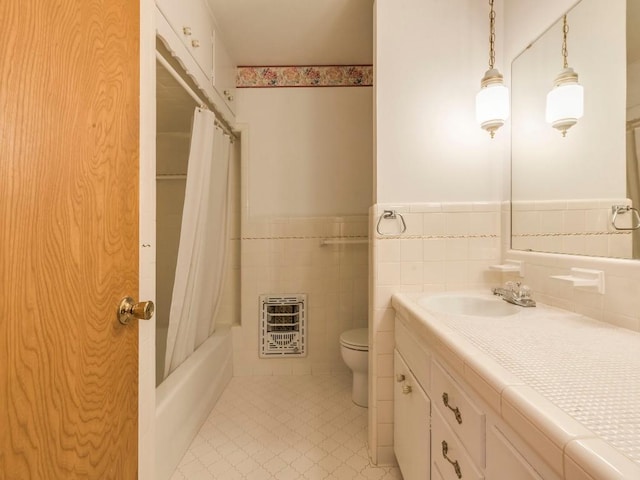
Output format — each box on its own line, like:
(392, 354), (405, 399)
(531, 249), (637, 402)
(205, 0), (374, 66)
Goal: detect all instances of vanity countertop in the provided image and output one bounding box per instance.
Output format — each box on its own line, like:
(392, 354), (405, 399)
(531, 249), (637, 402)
(392, 292), (640, 480)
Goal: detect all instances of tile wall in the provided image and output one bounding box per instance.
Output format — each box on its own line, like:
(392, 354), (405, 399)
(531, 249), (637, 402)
(512, 199), (632, 258)
(234, 216), (369, 376)
(500, 250), (640, 333)
(368, 202), (503, 465)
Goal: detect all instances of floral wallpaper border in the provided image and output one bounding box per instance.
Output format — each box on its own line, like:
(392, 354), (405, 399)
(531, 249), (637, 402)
(236, 65), (373, 88)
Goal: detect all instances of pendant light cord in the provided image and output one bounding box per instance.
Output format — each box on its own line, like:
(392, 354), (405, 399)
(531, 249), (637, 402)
(562, 15), (569, 69)
(489, 0), (496, 69)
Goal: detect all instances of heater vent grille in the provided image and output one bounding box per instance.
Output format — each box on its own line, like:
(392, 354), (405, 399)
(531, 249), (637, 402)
(260, 294), (307, 358)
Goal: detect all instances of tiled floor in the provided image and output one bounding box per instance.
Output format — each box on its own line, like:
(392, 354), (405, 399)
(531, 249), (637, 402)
(170, 375), (403, 480)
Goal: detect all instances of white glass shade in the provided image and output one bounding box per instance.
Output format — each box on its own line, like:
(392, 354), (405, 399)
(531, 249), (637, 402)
(476, 82), (509, 138)
(545, 77), (584, 136)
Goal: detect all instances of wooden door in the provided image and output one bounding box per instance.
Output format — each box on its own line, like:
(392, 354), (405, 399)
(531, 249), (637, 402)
(0, 1), (140, 478)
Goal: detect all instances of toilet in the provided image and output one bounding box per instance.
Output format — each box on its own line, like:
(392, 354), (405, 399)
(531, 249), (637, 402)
(339, 328), (369, 407)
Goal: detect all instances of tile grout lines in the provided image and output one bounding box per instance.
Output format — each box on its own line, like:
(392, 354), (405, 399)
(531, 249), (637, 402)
(170, 375), (403, 480)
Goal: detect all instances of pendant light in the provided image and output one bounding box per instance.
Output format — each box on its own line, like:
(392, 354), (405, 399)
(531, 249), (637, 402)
(476, 0), (509, 139)
(545, 15), (584, 137)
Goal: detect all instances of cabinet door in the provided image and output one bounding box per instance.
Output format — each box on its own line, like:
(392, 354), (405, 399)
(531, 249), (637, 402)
(214, 35), (236, 113)
(486, 426), (543, 480)
(156, 0), (214, 82)
(394, 350), (430, 480)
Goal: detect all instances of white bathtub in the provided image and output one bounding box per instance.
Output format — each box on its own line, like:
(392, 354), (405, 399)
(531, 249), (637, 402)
(155, 326), (233, 479)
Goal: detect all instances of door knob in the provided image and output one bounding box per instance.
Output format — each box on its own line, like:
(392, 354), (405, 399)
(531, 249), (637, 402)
(117, 297), (155, 325)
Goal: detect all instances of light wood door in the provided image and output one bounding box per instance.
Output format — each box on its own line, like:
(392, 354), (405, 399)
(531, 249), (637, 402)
(0, 1), (140, 478)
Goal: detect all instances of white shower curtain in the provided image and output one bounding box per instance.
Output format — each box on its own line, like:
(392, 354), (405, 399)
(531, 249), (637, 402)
(163, 107), (232, 378)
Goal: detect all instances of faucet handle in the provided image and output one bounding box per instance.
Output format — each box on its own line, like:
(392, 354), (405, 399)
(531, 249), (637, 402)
(519, 285), (532, 298)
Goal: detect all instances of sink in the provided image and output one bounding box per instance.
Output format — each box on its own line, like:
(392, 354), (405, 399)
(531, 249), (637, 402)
(418, 294), (520, 317)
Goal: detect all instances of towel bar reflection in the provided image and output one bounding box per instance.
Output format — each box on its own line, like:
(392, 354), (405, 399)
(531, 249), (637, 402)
(376, 210), (407, 236)
(611, 205), (640, 231)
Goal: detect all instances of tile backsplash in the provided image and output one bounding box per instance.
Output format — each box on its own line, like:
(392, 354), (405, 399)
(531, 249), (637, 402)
(501, 250), (640, 333)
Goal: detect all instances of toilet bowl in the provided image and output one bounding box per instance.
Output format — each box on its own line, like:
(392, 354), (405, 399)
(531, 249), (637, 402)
(340, 328), (369, 407)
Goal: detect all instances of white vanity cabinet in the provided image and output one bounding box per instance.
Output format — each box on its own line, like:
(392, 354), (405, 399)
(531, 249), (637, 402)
(394, 350), (430, 480)
(394, 321), (431, 480)
(485, 426), (543, 480)
(394, 311), (553, 480)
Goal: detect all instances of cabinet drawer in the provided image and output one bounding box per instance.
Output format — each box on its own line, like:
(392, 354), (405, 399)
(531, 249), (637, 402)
(486, 426), (543, 480)
(395, 318), (430, 392)
(432, 360), (485, 468)
(432, 408), (483, 480)
(394, 350), (430, 480)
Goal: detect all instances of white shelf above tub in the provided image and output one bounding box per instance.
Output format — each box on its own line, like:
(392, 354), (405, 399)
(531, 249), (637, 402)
(550, 268), (605, 294)
(489, 260), (524, 277)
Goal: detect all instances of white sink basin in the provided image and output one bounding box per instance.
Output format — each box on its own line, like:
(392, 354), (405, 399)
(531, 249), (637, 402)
(418, 294), (519, 317)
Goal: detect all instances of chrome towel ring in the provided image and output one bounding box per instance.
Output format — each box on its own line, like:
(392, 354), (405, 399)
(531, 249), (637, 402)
(376, 210), (407, 236)
(611, 205), (640, 231)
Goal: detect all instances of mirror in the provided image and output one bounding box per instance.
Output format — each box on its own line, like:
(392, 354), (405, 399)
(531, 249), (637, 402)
(510, 0), (638, 259)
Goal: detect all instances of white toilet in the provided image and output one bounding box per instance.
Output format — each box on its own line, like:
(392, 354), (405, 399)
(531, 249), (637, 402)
(339, 328), (369, 407)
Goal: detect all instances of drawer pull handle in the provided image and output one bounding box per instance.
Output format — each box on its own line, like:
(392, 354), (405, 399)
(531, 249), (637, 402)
(396, 374), (405, 383)
(442, 392), (463, 424)
(442, 440), (462, 479)
(402, 384), (412, 395)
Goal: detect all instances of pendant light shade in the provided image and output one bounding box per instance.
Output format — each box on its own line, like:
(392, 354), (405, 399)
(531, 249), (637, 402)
(477, 0), (508, 138)
(545, 67), (584, 136)
(476, 68), (509, 138)
(546, 16), (583, 136)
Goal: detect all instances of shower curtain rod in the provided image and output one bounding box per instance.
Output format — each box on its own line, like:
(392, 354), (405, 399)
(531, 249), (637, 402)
(628, 117), (640, 130)
(155, 51), (238, 140)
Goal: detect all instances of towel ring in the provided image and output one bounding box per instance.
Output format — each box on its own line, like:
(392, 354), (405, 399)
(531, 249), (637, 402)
(611, 205), (640, 231)
(376, 210), (407, 236)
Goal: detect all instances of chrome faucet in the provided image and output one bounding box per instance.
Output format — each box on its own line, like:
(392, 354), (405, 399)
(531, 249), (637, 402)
(492, 281), (536, 307)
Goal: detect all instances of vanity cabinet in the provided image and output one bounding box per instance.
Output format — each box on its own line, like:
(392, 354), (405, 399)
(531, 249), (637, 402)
(394, 313), (551, 480)
(394, 350), (430, 480)
(485, 426), (543, 480)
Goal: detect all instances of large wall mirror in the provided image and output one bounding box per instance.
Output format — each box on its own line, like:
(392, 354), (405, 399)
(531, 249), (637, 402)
(511, 0), (640, 259)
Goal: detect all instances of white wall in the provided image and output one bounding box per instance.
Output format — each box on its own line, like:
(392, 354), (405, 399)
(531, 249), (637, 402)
(375, 0), (504, 204)
(237, 87), (373, 217)
(371, 0), (504, 465)
(233, 86), (372, 376)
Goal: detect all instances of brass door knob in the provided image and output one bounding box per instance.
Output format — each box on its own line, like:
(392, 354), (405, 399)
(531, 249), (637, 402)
(118, 297), (155, 325)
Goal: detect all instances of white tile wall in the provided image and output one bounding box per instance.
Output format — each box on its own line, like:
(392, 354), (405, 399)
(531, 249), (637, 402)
(511, 199), (633, 258)
(368, 202), (502, 464)
(236, 215), (369, 376)
(500, 250), (640, 333)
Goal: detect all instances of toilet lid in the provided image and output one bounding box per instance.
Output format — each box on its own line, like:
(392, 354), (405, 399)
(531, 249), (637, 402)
(340, 328), (368, 350)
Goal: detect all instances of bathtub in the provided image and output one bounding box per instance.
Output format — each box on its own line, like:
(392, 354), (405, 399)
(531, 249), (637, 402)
(155, 326), (233, 479)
